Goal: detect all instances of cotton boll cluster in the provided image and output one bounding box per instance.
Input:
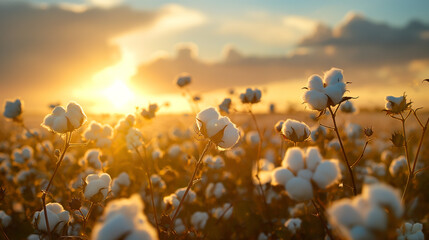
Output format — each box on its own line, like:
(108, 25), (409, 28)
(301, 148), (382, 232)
(111, 172), (131, 195)
(240, 88), (262, 104)
(246, 131), (260, 145)
(114, 114), (135, 135)
(12, 145), (33, 164)
(176, 73), (191, 88)
(163, 188), (197, 209)
(280, 119), (311, 143)
(33, 203), (70, 234)
(203, 155), (225, 169)
(175, 218), (186, 234)
(284, 218), (302, 234)
(84, 121), (113, 148)
(84, 173), (111, 202)
(196, 107), (240, 150)
(389, 156), (407, 177)
(327, 183), (403, 240)
(211, 203), (233, 220)
(82, 149), (102, 170)
(0, 210), (11, 227)
(191, 211), (209, 230)
(272, 147), (341, 201)
(219, 98), (232, 114)
(340, 100), (356, 113)
(310, 125), (327, 142)
(302, 68), (347, 111)
(141, 103), (159, 120)
(385, 95), (410, 114)
(91, 194), (157, 240)
(42, 102), (86, 134)
(205, 182), (226, 199)
(396, 222), (424, 240)
(150, 174), (166, 191)
(126, 127), (144, 150)
(3, 99), (22, 120)
(346, 123), (362, 140)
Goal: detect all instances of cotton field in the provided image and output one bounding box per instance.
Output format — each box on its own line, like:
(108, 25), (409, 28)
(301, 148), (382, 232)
(0, 68), (428, 240)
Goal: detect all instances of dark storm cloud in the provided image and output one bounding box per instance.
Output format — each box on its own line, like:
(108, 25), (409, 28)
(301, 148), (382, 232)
(0, 3), (157, 96)
(132, 14), (429, 94)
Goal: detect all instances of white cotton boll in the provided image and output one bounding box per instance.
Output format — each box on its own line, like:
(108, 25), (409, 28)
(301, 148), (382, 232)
(64, 102), (86, 129)
(218, 98), (232, 114)
(346, 123), (362, 139)
(311, 125), (327, 142)
(213, 182), (226, 199)
(191, 212), (209, 230)
(84, 121), (113, 148)
(42, 102), (86, 133)
(386, 96), (404, 106)
(3, 99), (22, 119)
(84, 149), (102, 170)
(112, 172), (131, 195)
(285, 177), (313, 201)
(324, 68), (344, 86)
(27, 234), (40, 240)
(328, 139), (340, 151)
(126, 128), (143, 150)
(305, 147), (322, 171)
(297, 169), (313, 180)
(363, 205), (387, 231)
(312, 160), (341, 189)
(307, 74), (324, 91)
(212, 203), (233, 220)
(303, 90), (329, 111)
(0, 210), (11, 227)
(84, 173), (111, 202)
(284, 218), (302, 234)
(281, 119), (311, 143)
(362, 183), (403, 218)
(163, 194), (180, 209)
(175, 187), (196, 203)
(168, 144), (181, 158)
(176, 73), (191, 88)
(328, 199), (363, 228)
(91, 194), (157, 240)
(349, 225), (375, 240)
(115, 114), (135, 134)
(217, 121), (240, 150)
(196, 108), (219, 129)
(381, 150), (393, 163)
(389, 156), (407, 176)
(246, 131), (260, 146)
(174, 219), (186, 234)
(324, 82), (346, 105)
(151, 148), (163, 160)
(271, 167), (294, 187)
(363, 175), (379, 184)
(340, 100), (356, 113)
(282, 147), (305, 173)
(240, 88), (262, 104)
(33, 203), (70, 234)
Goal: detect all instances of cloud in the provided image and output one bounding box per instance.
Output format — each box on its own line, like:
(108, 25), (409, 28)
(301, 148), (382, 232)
(131, 13), (429, 97)
(0, 2), (157, 109)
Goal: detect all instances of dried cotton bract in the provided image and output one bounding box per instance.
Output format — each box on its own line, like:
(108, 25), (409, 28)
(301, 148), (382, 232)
(91, 194), (157, 240)
(280, 119), (311, 143)
(42, 102), (86, 134)
(196, 107), (240, 150)
(33, 203), (70, 234)
(302, 68), (347, 111)
(327, 183), (403, 240)
(240, 88), (262, 104)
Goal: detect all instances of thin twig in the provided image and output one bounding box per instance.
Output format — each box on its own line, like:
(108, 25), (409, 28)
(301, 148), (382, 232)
(351, 140), (370, 168)
(0, 223), (9, 240)
(311, 200), (334, 240)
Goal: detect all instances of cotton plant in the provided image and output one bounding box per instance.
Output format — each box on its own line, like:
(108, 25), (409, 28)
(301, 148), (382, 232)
(84, 121), (113, 148)
(271, 147), (341, 201)
(91, 194), (157, 240)
(301, 68), (358, 195)
(327, 183), (403, 240)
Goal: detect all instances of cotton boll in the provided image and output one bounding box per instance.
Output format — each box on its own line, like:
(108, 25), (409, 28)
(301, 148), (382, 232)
(175, 187), (196, 203)
(91, 194), (157, 240)
(217, 121), (240, 150)
(176, 73), (191, 88)
(218, 98), (232, 114)
(312, 160), (341, 189)
(84, 173), (111, 202)
(126, 128), (143, 150)
(349, 225), (375, 240)
(0, 210), (11, 227)
(324, 82), (346, 105)
(363, 205), (387, 231)
(282, 147), (305, 173)
(305, 147), (322, 171)
(362, 183), (403, 218)
(114, 114), (135, 134)
(303, 90), (329, 111)
(84, 149), (102, 170)
(196, 108), (219, 129)
(3, 99), (22, 119)
(324, 68), (344, 86)
(42, 102), (86, 133)
(191, 211), (209, 230)
(281, 119), (311, 143)
(271, 167), (294, 187)
(381, 150), (393, 163)
(240, 88), (262, 104)
(340, 100), (356, 113)
(84, 121), (113, 148)
(111, 172), (131, 195)
(33, 203), (70, 234)
(285, 177), (313, 201)
(168, 144), (181, 158)
(64, 102), (86, 129)
(246, 131), (260, 146)
(213, 182), (226, 199)
(174, 219), (186, 234)
(307, 74), (324, 91)
(328, 199), (363, 228)
(389, 156), (407, 176)
(397, 222), (425, 240)
(284, 218), (302, 234)
(346, 123), (362, 139)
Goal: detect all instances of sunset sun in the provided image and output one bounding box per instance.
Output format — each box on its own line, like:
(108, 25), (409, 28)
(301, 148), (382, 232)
(102, 80), (136, 110)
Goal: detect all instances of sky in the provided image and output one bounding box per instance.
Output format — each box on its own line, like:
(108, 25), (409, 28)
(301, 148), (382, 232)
(1, 0), (429, 114)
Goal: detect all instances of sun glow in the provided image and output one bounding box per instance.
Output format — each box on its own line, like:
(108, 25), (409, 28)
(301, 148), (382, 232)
(102, 80), (136, 110)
